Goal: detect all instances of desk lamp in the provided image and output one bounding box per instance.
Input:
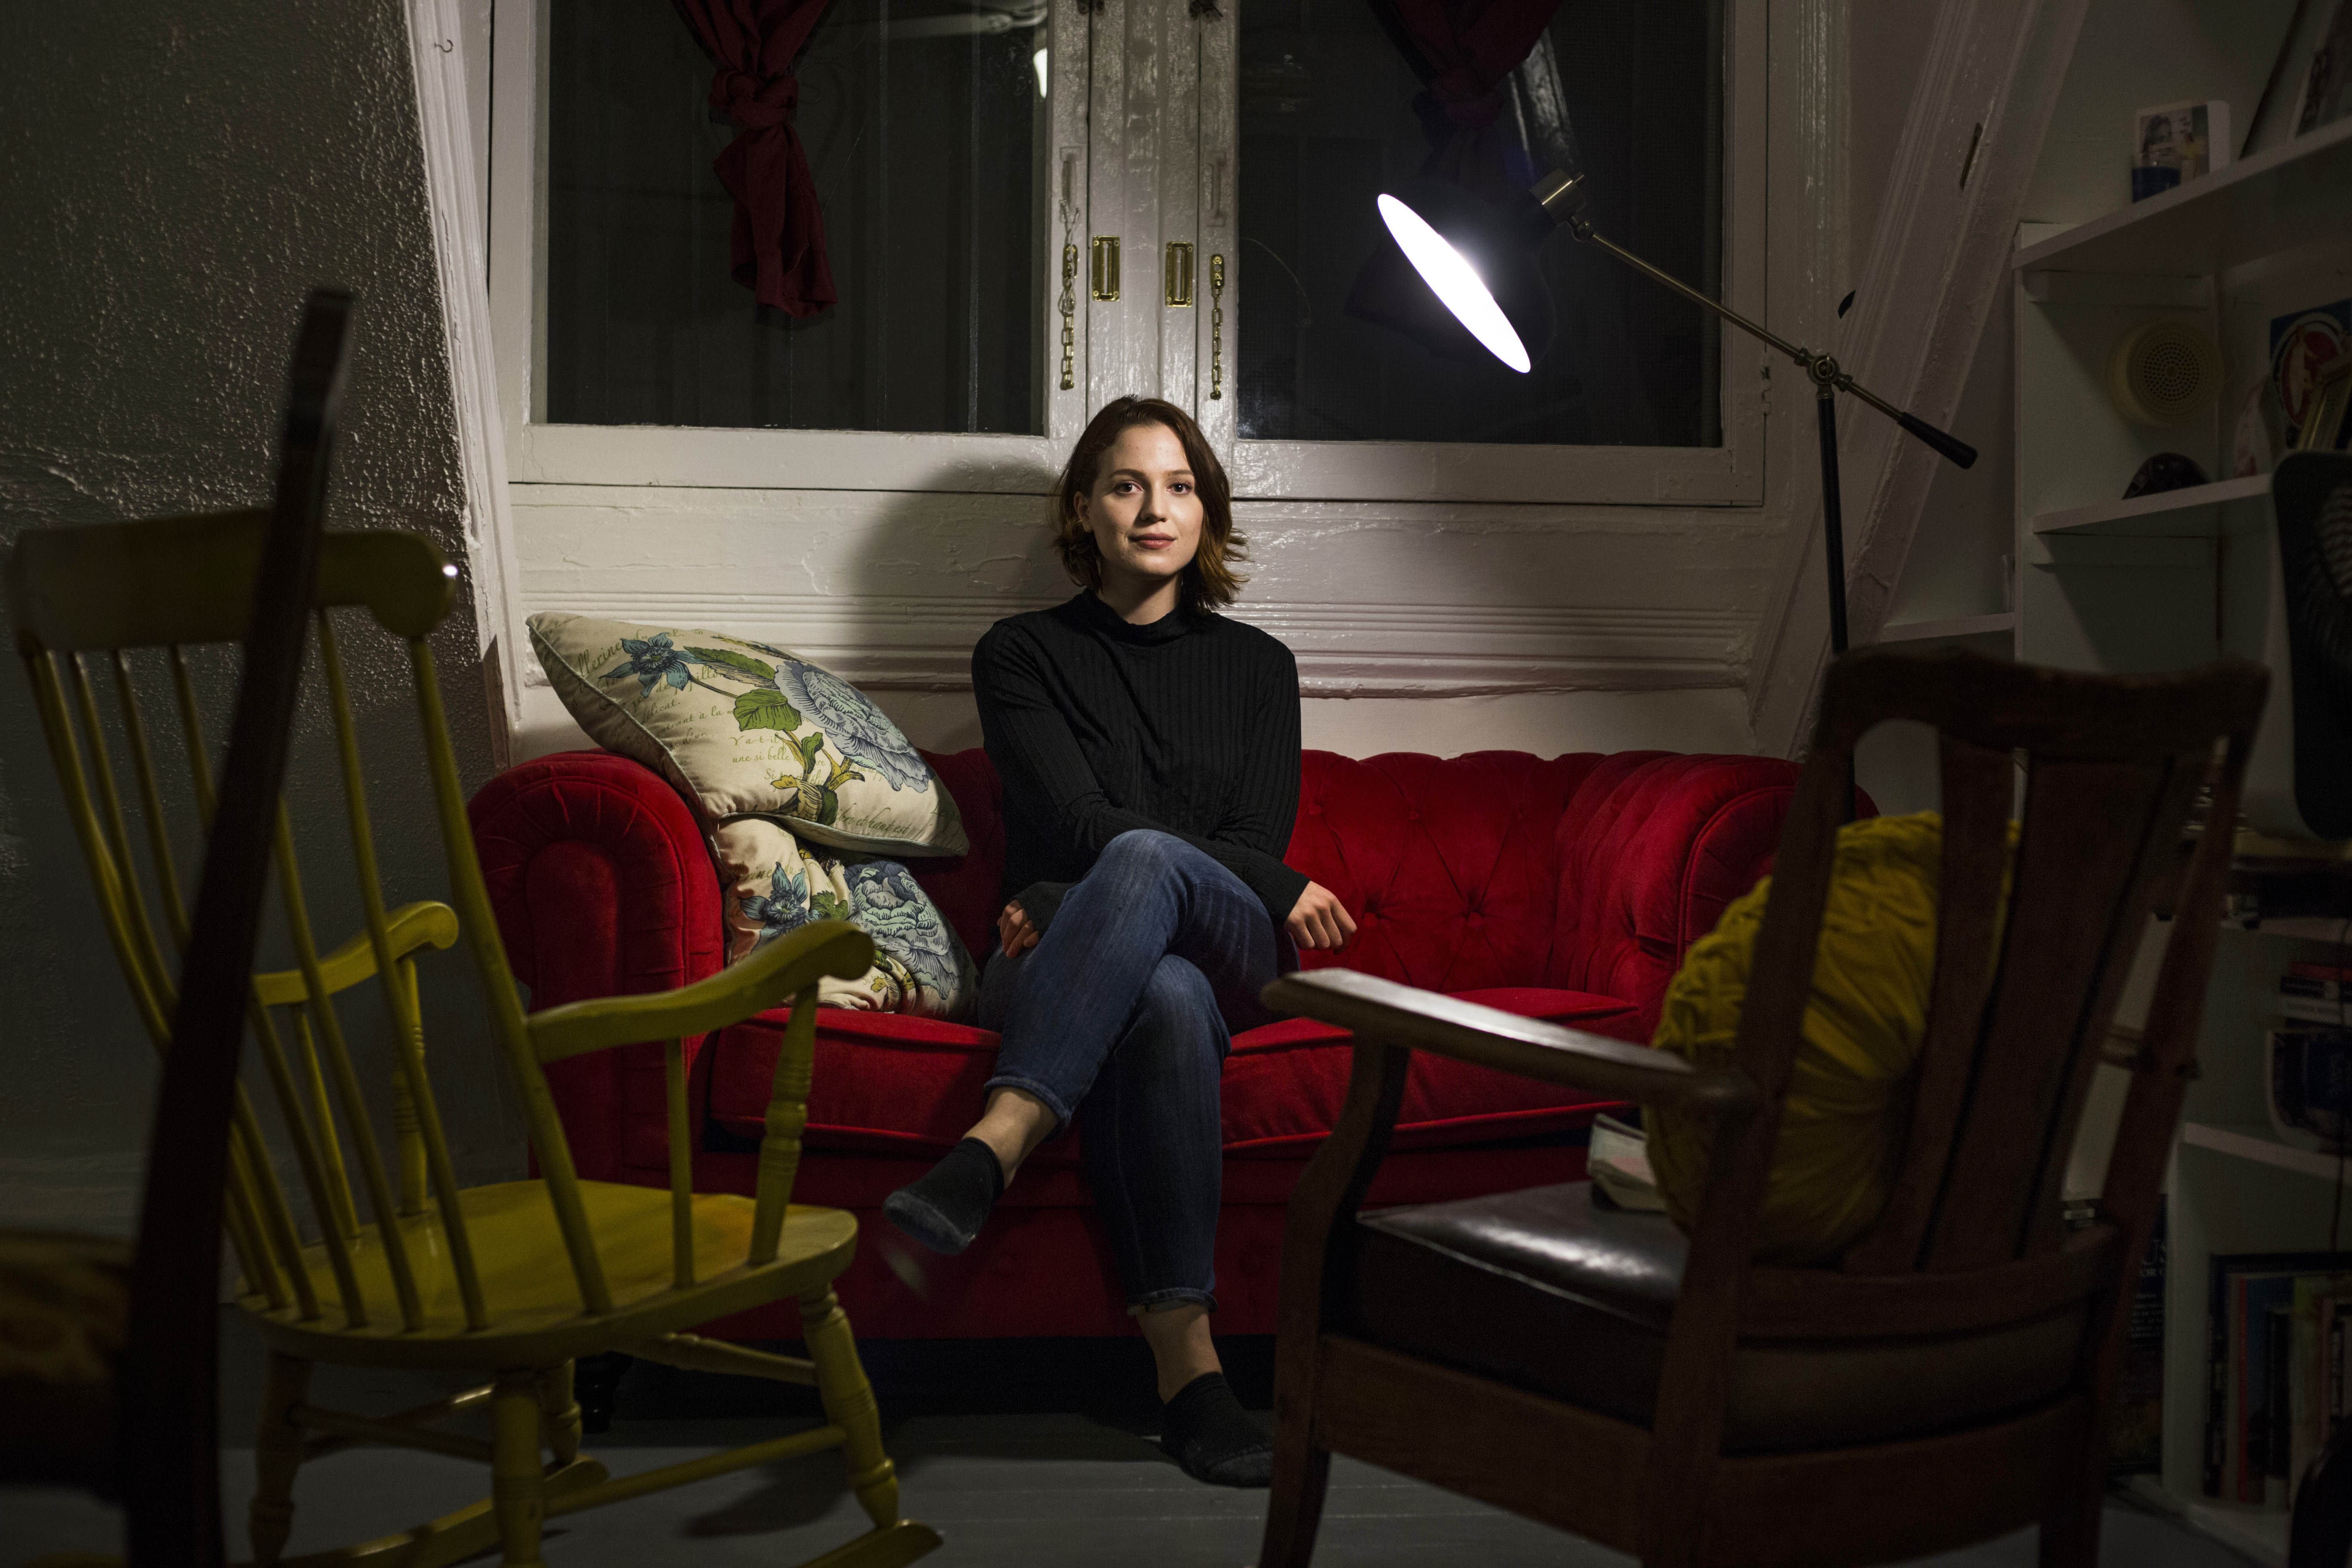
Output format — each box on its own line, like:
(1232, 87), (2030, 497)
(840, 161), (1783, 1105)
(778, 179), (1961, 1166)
(1377, 167), (1979, 660)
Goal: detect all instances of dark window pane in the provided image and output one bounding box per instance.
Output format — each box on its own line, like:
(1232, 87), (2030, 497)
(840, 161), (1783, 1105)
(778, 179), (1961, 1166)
(1237, 0), (1721, 446)
(546, 0), (1044, 432)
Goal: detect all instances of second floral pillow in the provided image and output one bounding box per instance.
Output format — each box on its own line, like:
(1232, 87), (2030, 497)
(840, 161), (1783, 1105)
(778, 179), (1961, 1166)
(711, 817), (979, 1020)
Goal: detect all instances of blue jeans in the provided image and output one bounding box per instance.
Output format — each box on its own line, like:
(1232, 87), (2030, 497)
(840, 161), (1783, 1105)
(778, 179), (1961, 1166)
(979, 830), (1283, 1311)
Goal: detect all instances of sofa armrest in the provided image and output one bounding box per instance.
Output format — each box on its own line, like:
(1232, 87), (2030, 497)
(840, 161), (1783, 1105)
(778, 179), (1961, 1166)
(468, 749), (724, 1182)
(1548, 753), (1870, 1035)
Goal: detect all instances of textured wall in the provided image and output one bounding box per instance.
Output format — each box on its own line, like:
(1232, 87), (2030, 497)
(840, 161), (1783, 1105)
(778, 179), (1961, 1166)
(0, 0), (522, 1228)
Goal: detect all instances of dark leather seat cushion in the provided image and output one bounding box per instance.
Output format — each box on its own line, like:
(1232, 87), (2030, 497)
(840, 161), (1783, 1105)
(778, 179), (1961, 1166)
(1344, 1182), (2085, 1454)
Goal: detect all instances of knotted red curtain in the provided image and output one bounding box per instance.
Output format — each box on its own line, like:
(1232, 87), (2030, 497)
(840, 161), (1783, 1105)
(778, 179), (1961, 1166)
(1364, 0), (1568, 196)
(674, 0), (838, 317)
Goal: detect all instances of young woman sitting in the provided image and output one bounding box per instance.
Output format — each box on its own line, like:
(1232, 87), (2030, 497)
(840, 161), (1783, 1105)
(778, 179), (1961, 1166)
(882, 396), (1357, 1487)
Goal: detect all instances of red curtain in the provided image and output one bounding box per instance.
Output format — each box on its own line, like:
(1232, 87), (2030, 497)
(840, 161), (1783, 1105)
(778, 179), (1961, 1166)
(674, 0), (838, 317)
(1364, 0), (1568, 198)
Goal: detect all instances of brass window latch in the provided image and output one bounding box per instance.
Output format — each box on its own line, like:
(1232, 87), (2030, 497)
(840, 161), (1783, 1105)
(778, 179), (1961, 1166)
(1091, 236), (1121, 301)
(1165, 242), (1194, 307)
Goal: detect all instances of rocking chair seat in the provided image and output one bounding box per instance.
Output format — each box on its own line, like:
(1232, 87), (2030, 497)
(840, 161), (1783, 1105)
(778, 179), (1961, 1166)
(1347, 1181), (2085, 1453)
(242, 1182), (858, 1369)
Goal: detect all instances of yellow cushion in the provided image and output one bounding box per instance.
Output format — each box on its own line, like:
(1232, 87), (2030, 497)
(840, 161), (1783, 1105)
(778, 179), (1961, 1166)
(1647, 812), (1996, 1265)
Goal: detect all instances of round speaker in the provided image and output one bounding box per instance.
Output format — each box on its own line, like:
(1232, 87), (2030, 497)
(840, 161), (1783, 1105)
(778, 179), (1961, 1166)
(2106, 319), (2223, 426)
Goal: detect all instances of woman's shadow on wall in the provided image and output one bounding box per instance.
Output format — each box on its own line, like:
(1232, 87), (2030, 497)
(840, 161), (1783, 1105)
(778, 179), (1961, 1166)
(840, 456), (1068, 758)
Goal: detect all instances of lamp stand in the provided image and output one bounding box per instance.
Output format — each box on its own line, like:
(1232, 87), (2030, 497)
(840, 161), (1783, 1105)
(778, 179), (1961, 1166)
(1528, 171), (1976, 814)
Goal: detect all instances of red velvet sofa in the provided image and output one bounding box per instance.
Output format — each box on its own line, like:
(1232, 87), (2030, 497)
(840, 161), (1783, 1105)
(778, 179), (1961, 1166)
(469, 745), (1814, 1340)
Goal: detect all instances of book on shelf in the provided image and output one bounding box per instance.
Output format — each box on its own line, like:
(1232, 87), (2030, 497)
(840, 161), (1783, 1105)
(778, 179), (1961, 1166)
(2207, 1251), (2352, 1507)
(2285, 975), (2348, 1004)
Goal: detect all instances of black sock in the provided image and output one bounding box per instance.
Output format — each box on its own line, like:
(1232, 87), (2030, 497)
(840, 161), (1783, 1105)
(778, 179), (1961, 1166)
(882, 1137), (1005, 1256)
(1159, 1371), (1272, 1488)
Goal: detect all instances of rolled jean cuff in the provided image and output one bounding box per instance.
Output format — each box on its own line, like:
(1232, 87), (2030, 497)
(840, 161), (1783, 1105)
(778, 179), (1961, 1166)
(980, 1072), (1075, 1131)
(1127, 1287), (1218, 1314)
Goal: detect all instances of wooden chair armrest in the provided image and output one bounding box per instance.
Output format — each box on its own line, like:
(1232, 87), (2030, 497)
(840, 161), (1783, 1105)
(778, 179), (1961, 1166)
(251, 900), (459, 1008)
(526, 921), (875, 1064)
(1261, 968), (1755, 1120)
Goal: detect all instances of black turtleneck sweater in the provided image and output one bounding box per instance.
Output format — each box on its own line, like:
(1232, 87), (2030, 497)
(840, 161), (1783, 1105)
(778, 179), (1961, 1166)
(972, 591), (1308, 939)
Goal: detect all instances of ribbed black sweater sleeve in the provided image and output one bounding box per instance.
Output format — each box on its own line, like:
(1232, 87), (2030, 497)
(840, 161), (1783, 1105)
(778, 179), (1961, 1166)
(972, 594), (1309, 939)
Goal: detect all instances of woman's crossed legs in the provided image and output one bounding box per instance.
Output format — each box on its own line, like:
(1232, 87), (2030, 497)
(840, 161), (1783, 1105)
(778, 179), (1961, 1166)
(882, 829), (1281, 1482)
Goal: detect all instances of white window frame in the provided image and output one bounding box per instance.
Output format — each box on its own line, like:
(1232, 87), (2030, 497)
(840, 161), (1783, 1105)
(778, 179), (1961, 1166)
(490, 0), (1772, 505)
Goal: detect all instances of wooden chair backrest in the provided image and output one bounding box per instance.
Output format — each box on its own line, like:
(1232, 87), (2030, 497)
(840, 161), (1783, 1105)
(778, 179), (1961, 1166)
(1725, 649), (2266, 1282)
(5, 508), (660, 1333)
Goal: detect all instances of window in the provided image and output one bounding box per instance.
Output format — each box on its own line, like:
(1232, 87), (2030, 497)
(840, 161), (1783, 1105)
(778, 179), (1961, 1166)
(493, 0), (1766, 501)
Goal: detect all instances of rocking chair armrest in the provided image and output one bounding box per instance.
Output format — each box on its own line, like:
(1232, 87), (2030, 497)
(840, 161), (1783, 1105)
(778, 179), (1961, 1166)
(1261, 968), (1756, 1119)
(526, 921), (876, 1064)
(251, 900), (459, 1008)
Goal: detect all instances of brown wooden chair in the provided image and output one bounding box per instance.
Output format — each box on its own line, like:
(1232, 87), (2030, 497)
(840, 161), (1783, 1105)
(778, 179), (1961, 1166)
(1257, 646), (2269, 1568)
(2, 287), (352, 1566)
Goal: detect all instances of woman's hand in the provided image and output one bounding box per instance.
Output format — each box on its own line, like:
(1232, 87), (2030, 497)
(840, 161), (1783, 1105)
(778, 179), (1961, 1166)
(1286, 881), (1357, 952)
(996, 900), (1041, 957)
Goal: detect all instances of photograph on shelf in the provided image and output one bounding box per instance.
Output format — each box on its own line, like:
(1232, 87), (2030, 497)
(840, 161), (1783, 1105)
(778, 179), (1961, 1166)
(2245, 0), (2352, 154)
(2300, 357), (2352, 452)
(2272, 298), (2351, 448)
(2132, 100), (2230, 201)
(2297, 0), (2352, 135)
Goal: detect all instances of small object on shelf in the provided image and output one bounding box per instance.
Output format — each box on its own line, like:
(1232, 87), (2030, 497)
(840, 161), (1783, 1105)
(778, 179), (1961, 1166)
(2271, 300), (2349, 447)
(2299, 356), (2352, 452)
(2268, 1027), (2352, 1146)
(2108, 319), (2223, 425)
(2133, 99), (2232, 201)
(2124, 451), (2210, 497)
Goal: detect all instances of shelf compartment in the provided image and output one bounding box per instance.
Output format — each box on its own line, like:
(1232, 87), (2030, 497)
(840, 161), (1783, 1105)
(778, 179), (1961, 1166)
(2180, 1121), (2348, 1181)
(1871, 613), (2015, 644)
(2013, 116), (2352, 279)
(2030, 475), (2269, 537)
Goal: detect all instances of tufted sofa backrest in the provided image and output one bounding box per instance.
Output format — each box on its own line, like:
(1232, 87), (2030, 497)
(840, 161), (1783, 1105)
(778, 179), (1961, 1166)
(910, 747), (1629, 992)
(1281, 750), (1608, 990)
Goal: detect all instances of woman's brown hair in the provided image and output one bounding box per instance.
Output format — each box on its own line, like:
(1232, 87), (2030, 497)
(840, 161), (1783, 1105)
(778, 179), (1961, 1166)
(1052, 397), (1247, 613)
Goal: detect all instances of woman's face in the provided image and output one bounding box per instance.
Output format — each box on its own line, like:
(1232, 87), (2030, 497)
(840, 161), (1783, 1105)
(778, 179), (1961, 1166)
(1075, 422), (1204, 597)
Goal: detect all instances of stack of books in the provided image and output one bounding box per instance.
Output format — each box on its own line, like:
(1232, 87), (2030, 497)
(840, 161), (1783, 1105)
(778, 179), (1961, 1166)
(2205, 1253), (2352, 1508)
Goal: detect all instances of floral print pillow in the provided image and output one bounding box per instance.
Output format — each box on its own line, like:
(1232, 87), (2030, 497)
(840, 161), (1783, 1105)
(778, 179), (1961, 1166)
(712, 818), (979, 1019)
(529, 612), (966, 858)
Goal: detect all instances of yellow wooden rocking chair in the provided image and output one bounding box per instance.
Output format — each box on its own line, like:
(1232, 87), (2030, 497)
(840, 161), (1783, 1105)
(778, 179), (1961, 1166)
(8, 507), (942, 1568)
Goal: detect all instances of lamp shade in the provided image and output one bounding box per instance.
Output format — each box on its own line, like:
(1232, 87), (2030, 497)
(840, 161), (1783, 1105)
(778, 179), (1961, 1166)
(1371, 176), (1554, 372)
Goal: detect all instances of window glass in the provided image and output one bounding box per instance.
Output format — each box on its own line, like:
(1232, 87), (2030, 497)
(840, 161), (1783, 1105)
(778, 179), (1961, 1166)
(1236, 0), (1721, 447)
(546, 0), (1045, 432)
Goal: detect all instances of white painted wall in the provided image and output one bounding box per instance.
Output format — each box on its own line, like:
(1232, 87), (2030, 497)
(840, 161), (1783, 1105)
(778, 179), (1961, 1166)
(0, 0), (521, 1230)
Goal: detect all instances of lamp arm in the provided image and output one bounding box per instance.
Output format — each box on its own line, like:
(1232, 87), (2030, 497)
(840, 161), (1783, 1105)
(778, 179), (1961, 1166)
(1576, 226), (1977, 471)
(1580, 229), (1809, 366)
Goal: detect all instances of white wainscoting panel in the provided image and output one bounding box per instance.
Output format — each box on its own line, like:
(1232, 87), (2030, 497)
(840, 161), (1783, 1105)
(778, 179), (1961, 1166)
(511, 484), (1776, 717)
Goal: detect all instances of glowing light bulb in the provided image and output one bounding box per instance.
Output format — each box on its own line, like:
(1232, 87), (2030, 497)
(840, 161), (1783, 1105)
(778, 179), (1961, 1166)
(1375, 193), (1530, 374)
(1033, 48), (1048, 100)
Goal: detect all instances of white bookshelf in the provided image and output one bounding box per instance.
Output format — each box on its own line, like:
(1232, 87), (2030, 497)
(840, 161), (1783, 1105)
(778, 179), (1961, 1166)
(2001, 3), (2352, 1559)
